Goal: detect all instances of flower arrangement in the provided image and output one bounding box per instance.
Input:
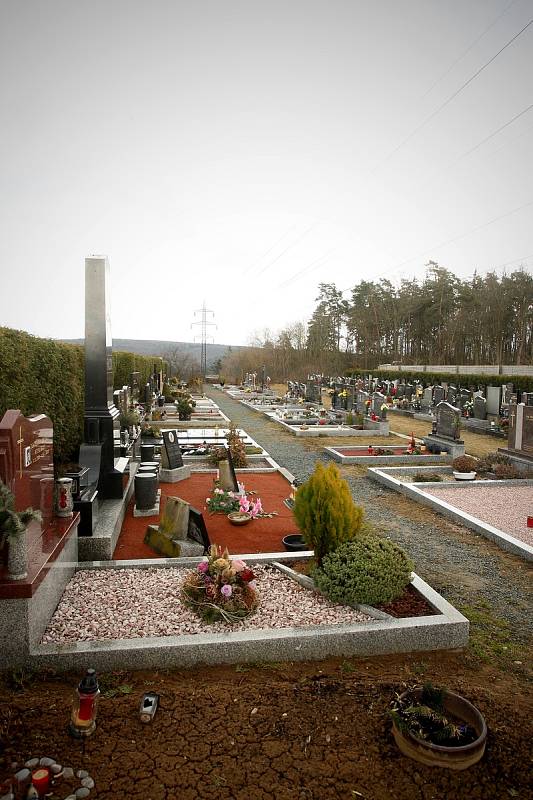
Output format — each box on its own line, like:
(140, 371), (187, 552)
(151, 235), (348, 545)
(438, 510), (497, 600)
(206, 487), (241, 515)
(181, 545), (259, 623)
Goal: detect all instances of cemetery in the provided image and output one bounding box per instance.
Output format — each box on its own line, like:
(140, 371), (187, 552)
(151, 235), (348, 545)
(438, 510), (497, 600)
(0, 257), (531, 799)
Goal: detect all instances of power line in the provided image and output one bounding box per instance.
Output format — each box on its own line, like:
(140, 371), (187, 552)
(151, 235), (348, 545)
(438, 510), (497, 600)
(421, 0), (519, 99)
(241, 225), (297, 276)
(277, 249), (336, 289)
(254, 223), (319, 278)
(423, 101), (533, 182)
(370, 17), (533, 174)
(338, 198), (533, 294)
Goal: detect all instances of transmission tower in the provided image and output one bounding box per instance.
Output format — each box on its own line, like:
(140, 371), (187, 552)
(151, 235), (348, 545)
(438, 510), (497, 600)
(191, 302), (216, 378)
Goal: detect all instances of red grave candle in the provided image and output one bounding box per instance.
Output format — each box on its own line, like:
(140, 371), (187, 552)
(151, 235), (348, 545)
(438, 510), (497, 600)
(31, 768), (50, 794)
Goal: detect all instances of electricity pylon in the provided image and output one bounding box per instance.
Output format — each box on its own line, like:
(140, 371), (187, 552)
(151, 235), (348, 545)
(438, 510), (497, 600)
(191, 302), (216, 378)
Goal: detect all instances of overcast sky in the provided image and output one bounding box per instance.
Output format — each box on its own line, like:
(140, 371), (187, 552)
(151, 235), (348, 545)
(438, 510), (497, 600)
(1, 0), (532, 347)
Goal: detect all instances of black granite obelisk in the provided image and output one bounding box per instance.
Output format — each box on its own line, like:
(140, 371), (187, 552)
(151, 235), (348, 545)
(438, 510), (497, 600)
(79, 255), (127, 499)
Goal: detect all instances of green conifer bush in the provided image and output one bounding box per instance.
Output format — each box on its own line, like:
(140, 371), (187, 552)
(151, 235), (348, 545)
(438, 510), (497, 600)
(293, 462), (364, 565)
(312, 536), (413, 606)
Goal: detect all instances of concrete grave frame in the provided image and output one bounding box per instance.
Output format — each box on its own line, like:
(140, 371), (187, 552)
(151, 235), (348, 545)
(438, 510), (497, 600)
(367, 465), (533, 561)
(27, 552), (468, 672)
(325, 445), (453, 466)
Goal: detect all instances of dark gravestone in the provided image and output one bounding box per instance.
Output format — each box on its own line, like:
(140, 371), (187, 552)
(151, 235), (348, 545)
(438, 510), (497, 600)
(473, 396), (487, 420)
(130, 371), (140, 400)
(404, 385), (414, 401)
(305, 383), (321, 404)
(434, 386), (445, 405)
(501, 383), (514, 406)
(522, 406), (533, 456)
(188, 506), (210, 553)
(457, 390), (472, 410)
(79, 255), (126, 499)
(162, 430), (184, 470)
(397, 384), (405, 398)
(435, 401), (461, 440)
(446, 385), (457, 405)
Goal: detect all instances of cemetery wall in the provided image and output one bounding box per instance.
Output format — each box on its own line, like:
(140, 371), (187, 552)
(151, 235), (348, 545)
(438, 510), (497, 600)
(377, 364), (533, 378)
(0, 327), (160, 461)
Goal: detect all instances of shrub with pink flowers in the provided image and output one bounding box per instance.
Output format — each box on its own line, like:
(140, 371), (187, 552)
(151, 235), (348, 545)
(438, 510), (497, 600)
(205, 483), (275, 519)
(181, 545), (259, 623)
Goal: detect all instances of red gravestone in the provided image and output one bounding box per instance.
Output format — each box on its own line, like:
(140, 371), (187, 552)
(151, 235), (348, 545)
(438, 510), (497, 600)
(0, 409), (54, 535)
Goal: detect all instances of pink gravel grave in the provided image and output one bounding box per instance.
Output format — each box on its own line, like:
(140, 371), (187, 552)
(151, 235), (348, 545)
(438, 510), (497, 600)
(41, 566), (371, 644)
(421, 484), (533, 547)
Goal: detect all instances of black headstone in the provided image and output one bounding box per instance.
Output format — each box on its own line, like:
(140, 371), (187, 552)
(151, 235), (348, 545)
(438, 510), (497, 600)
(162, 430), (184, 469)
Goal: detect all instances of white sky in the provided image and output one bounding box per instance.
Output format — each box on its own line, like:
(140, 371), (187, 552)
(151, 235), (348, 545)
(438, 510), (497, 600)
(1, 0), (532, 346)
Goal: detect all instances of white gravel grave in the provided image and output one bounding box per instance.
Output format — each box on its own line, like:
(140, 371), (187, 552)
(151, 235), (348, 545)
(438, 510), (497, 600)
(422, 484), (533, 547)
(41, 566), (371, 644)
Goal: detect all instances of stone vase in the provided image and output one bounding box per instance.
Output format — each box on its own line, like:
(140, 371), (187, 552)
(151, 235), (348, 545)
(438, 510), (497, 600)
(7, 533), (28, 581)
(135, 473), (157, 510)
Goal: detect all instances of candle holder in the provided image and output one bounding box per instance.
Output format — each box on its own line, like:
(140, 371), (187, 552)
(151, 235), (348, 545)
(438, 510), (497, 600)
(527, 516), (533, 529)
(31, 768), (50, 795)
(69, 668), (100, 738)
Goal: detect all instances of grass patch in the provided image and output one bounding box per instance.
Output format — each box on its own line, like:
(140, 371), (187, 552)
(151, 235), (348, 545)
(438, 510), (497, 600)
(458, 600), (523, 665)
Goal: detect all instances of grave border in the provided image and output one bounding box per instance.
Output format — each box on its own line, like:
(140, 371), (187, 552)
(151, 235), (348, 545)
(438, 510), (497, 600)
(29, 554), (468, 672)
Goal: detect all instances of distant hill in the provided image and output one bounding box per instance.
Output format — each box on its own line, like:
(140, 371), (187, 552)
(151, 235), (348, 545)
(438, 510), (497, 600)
(61, 338), (244, 371)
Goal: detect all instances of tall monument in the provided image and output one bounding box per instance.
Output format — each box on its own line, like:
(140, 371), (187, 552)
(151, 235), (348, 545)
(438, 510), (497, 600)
(79, 255), (128, 499)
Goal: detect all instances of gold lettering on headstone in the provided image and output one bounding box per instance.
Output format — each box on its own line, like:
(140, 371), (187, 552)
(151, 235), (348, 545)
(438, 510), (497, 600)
(16, 425), (24, 478)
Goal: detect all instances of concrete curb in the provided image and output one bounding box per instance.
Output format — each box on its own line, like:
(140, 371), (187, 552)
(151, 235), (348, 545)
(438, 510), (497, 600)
(324, 446), (452, 466)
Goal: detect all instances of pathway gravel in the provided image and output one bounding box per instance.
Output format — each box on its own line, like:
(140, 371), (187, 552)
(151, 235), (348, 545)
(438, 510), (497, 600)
(207, 387), (532, 643)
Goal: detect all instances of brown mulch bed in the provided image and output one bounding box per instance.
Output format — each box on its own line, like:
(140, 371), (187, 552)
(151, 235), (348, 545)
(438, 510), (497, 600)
(376, 583), (437, 617)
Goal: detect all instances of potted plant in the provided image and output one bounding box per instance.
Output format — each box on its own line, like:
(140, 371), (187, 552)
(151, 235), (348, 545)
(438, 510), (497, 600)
(0, 480), (42, 580)
(389, 683), (487, 770)
(452, 455), (478, 481)
(176, 395), (196, 420)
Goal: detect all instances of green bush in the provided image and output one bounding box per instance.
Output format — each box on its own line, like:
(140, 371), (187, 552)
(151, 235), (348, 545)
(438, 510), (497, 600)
(0, 327), (165, 463)
(312, 536), (414, 606)
(293, 462), (364, 566)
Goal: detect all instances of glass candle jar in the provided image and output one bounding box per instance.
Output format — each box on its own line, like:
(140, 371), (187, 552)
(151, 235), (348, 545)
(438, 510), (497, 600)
(69, 668), (100, 738)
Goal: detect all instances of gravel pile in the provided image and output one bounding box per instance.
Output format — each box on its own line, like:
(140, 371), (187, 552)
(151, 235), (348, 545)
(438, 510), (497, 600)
(41, 566), (370, 644)
(207, 387), (533, 643)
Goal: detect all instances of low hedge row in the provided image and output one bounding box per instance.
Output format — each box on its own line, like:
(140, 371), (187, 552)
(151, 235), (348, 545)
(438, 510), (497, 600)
(0, 327), (163, 462)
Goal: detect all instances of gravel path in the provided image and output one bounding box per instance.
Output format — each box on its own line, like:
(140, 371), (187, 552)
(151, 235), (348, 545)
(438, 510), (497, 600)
(422, 484), (533, 546)
(207, 387), (533, 642)
(42, 566), (370, 644)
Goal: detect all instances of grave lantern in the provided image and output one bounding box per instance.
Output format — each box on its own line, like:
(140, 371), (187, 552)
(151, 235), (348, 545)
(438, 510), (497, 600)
(69, 668), (100, 738)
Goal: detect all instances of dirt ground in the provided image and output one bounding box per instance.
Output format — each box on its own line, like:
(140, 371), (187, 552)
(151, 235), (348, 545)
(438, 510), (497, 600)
(385, 415), (504, 460)
(1, 651), (531, 800)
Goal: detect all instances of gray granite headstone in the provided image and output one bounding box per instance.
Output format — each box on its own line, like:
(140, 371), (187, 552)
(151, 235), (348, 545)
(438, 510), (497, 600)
(473, 395), (487, 420)
(434, 386), (445, 404)
(446, 385), (457, 404)
(435, 401), (461, 440)
(404, 384), (414, 400)
(486, 386), (501, 416)
(421, 387), (433, 409)
(372, 391), (386, 415)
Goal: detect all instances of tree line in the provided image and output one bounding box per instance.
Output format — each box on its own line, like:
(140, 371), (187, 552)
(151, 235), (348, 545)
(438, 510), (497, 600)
(220, 264), (533, 382)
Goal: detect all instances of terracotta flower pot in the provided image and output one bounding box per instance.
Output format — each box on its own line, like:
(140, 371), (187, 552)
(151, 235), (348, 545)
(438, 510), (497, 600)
(391, 688), (487, 770)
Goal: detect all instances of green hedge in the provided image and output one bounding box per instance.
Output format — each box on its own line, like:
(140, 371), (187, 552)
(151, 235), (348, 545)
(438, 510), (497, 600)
(0, 328), (165, 463)
(349, 368), (533, 392)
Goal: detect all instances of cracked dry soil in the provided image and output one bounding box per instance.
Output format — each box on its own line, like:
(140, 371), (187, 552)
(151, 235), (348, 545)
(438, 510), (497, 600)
(0, 655), (532, 800)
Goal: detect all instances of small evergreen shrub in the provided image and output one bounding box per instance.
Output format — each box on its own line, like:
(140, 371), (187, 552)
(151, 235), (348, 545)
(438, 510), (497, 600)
(452, 455), (478, 473)
(312, 536), (413, 606)
(293, 462), (364, 565)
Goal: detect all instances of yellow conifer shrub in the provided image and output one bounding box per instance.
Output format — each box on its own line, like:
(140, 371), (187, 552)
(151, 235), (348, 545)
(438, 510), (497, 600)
(293, 462), (364, 565)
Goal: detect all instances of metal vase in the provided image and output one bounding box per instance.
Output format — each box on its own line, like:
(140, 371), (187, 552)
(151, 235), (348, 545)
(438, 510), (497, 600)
(135, 473), (157, 510)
